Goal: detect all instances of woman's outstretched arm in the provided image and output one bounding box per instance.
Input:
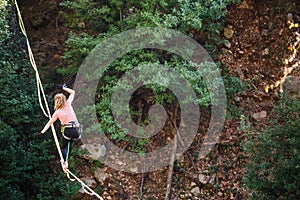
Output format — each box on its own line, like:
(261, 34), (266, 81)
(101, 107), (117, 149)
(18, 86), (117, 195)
(40, 116), (57, 134)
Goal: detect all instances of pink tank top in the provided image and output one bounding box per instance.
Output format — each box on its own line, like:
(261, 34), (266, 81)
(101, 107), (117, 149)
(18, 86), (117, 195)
(52, 99), (78, 125)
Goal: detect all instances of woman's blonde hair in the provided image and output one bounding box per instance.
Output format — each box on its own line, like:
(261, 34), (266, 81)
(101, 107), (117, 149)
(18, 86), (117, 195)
(54, 93), (66, 110)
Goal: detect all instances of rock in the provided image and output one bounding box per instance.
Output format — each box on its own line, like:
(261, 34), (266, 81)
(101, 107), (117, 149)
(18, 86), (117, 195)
(191, 182), (197, 187)
(80, 144), (106, 160)
(208, 174), (216, 185)
(116, 159), (125, 166)
(79, 178), (97, 194)
(109, 189), (118, 196)
(77, 22), (85, 28)
(261, 29), (269, 36)
(29, 11), (50, 28)
(130, 167), (138, 173)
(53, 54), (60, 59)
(191, 187), (200, 196)
(129, 6), (135, 13)
(252, 111), (267, 121)
(198, 173), (209, 184)
(283, 76), (300, 96)
(287, 13), (293, 23)
(237, 0), (249, 9)
(224, 25), (234, 39)
(224, 40), (231, 48)
(261, 48), (269, 55)
(94, 168), (108, 183)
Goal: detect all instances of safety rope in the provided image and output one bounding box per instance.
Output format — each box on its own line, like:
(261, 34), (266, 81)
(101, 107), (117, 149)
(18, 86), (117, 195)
(14, 1), (103, 199)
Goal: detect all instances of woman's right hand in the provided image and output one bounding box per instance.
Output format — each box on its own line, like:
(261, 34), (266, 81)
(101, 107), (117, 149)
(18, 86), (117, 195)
(57, 84), (66, 90)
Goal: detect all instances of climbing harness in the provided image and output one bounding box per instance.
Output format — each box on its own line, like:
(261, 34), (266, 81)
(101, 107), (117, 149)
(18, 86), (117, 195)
(14, 1), (103, 199)
(63, 121), (83, 136)
(61, 122), (82, 140)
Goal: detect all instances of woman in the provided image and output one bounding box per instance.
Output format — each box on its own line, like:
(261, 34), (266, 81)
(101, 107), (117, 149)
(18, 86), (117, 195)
(39, 84), (80, 172)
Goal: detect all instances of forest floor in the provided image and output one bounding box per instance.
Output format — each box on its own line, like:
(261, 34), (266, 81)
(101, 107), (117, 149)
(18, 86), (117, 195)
(19, 0), (300, 199)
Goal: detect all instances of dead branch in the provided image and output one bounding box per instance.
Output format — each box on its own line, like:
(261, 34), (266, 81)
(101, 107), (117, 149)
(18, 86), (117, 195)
(139, 173), (147, 199)
(164, 133), (177, 200)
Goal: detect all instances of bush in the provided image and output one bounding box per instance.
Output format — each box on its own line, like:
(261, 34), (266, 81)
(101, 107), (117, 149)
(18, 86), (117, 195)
(244, 96), (300, 199)
(59, 0), (240, 144)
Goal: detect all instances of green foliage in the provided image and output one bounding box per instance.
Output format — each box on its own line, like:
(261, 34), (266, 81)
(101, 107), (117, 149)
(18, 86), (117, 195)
(0, 121), (24, 199)
(221, 66), (246, 119)
(60, 0), (241, 76)
(93, 55), (217, 143)
(223, 75), (246, 99)
(0, 2), (37, 132)
(59, 0), (240, 148)
(226, 104), (243, 120)
(60, 0), (122, 32)
(58, 32), (104, 76)
(0, 0), (9, 42)
(0, 121), (78, 199)
(244, 97), (300, 199)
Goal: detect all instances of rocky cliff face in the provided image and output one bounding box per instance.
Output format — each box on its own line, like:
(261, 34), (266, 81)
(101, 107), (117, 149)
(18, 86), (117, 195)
(19, 0), (67, 84)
